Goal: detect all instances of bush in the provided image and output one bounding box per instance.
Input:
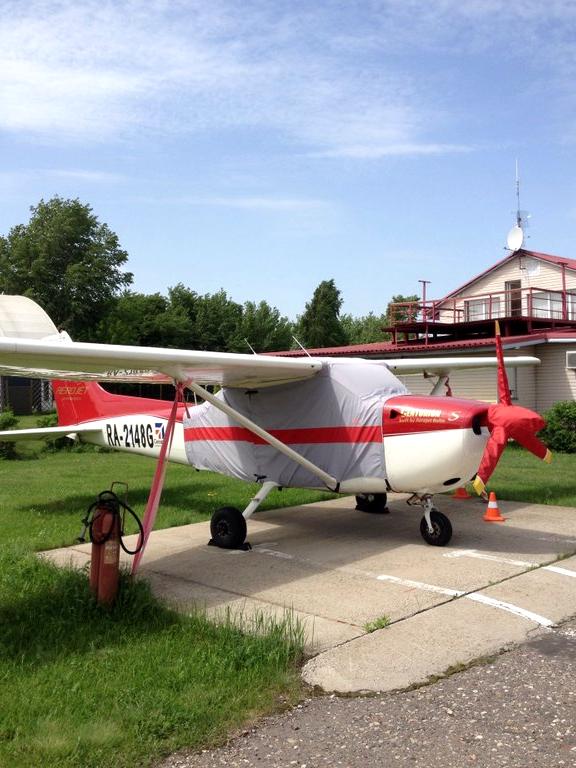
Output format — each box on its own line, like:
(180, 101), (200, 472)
(540, 400), (576, 454)
(0, 410), (19, 459)
(36, 412), (71, 452)
(37, 412), (104, 453)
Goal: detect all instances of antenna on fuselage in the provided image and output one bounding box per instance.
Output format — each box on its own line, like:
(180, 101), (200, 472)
(292, 335), (313, 358)
(244, 338), (257, 354)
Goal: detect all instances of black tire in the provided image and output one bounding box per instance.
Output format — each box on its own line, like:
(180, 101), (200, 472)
(355, 493), (389, 514)
(210, 507), (247, 549)
(420, 510), (452, 546)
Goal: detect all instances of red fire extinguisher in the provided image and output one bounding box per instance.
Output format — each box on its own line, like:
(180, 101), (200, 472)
(87, 491), (121, 605)
(79, 489), (143, 606)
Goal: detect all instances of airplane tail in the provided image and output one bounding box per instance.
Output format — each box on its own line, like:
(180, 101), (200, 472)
(52, 381), (177, 426)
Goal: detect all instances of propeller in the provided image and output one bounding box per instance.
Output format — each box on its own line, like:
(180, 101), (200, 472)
(472, 322), (552, 496)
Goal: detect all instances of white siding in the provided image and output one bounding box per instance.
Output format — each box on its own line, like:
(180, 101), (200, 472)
(535, 343), (576, 412)
(436, 256), (576, 322)
(395, 350), (537, 409)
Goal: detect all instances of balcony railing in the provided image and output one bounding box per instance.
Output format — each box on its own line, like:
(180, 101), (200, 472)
(389, 286), (576, 327)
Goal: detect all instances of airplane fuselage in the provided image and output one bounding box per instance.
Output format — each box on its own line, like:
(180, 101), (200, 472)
(70, 390), (490, 496)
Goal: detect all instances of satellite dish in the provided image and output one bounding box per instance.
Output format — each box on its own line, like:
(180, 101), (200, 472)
(506, 225), (524, 252)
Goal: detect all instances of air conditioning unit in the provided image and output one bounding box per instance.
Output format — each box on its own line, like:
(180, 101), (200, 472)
(567, 351), (576, 369)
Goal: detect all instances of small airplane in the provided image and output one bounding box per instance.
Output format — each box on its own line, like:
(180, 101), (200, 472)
(0, 295), (551, 551)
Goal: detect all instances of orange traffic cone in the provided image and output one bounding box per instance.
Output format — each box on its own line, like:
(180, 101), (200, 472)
(483, 491), (506, 522)
(453, 486), (472, 499)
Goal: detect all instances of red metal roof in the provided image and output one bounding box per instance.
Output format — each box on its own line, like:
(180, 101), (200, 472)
(440, 249), (576, 302)
(274, 330), (576, 358)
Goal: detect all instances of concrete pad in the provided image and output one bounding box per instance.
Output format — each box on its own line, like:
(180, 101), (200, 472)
(41, 494), (576, 689)
(302, 597), (547, 693)
(145, 571), (363, 653)
(478, 554), (576, 626)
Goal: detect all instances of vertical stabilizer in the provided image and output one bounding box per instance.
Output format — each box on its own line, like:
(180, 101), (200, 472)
(52, 380), (180, 426)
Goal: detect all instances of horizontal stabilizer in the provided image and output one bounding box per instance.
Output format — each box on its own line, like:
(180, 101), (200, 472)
(0, 425), (101, 442)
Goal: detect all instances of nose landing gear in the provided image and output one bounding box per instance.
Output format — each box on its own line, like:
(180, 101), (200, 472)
(408, 494), (453, 546)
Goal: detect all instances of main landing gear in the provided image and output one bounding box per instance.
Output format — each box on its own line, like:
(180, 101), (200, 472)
(408, 494), (453, 547)
(355, 493), (389, 514)
(208, 480), (278, 550)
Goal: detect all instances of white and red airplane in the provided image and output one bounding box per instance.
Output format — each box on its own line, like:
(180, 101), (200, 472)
(0, 295), (551, 550)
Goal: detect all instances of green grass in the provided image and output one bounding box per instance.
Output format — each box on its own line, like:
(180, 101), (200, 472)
(363, 615), (391, 633)
(489, 445), (576, 507)
(0, 548), (304, 768)
(0, 449), (337, 551)
(0, 446), (336, 768)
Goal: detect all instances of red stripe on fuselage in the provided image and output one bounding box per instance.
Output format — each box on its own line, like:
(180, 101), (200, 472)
(183, 425), (382, 445)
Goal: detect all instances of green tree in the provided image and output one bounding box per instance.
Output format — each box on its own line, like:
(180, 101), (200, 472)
(231, 301), (293, 353)
(98, 292), (193, 348)
(0, 197), (132, 340)
(193, 290), (243, 351)
(386, 294), (420, 324)
(296, 279), (348, 349)
(341, 312), (390, 345)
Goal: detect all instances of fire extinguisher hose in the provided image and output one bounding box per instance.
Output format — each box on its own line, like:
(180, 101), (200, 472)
(81, 490), (145, 556)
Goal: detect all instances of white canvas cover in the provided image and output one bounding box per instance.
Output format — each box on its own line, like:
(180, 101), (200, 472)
(183, 360), (408, 489)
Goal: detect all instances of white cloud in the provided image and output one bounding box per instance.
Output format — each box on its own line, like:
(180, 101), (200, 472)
(0, 168), (124, 184)
(182, 196), (329, 211)
(1, 0), (575, 152)
(310, 143), (474, 159)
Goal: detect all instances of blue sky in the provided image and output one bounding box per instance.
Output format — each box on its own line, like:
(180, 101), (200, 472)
(1, 0), (576, 320)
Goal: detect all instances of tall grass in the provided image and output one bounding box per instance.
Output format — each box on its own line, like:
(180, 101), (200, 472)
(0, 546), (304, 768)
(0, 448), (325, 767)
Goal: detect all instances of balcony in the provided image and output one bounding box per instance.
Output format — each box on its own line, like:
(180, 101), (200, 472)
(386, 286), (576, 346)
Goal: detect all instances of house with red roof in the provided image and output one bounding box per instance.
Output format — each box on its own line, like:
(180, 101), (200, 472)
(280, 249), (576, 412)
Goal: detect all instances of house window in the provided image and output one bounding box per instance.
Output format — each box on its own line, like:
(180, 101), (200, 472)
(531, 291), (563, 319)
(568, 292), (576, 320)
(465, 297), (502, 321)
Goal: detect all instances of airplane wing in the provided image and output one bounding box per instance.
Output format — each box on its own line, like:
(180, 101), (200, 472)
(381, 356), (539, 375)
(0, 425), (101, 441)
(0, 337), (323, 388)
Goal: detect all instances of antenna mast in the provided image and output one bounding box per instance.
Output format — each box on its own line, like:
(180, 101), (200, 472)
(515, 159), (521, 227)
(505, 160), (526, 252)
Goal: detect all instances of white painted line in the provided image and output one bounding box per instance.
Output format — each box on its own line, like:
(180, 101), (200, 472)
(376, 574), (462, 597)
(249, 545), (556, 628)
(465, 593), (555, 627)
(534, 535), (576, 545)
(444, 549), (536, 568)
(253, 547), (294, 560)
(544, 565), (576, 578)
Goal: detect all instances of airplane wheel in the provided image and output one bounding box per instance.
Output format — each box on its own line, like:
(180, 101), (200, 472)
(210, 507), (247, 549)
(420, 510), (452, 547)
(355, 493), (389, 514)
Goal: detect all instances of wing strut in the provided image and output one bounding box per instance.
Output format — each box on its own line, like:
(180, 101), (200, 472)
(185, 381), (340, 492)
